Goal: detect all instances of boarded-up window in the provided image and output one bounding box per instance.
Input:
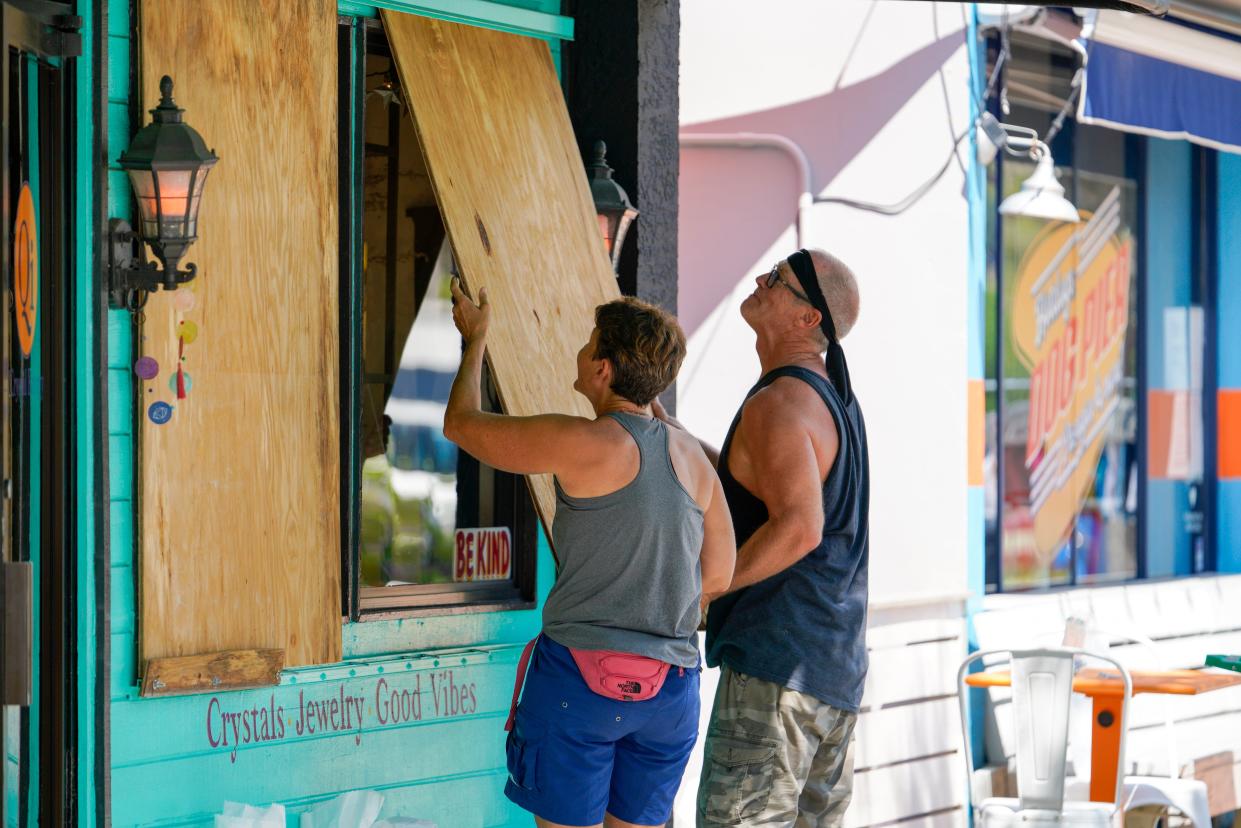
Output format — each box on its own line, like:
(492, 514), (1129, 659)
(138, 0), (341, 668)
(381, 11), (621, 531)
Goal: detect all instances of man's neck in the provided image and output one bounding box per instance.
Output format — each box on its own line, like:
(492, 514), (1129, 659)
(755, 332), (826, 377)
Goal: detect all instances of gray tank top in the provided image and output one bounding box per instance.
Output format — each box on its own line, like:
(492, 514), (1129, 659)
(541, 412), (704, 668)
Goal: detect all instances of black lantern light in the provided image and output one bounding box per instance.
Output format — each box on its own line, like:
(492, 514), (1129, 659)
(109, 75), (219, 310)
(586, 140), (638, 272)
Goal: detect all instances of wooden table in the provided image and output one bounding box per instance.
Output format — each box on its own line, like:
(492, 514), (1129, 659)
(965, 667), (1241, 803)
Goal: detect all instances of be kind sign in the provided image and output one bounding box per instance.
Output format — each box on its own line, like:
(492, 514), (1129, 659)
(453, 526), (511, 582)
(1010, 186), (1132, 558)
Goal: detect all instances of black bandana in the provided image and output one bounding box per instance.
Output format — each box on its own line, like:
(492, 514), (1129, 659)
(786, 249), (853, 405)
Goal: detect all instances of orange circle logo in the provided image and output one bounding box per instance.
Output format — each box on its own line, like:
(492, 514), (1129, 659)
(13, 182), (37, 358)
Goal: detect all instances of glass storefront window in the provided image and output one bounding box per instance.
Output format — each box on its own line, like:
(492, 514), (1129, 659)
(992, 158), (1139, 590)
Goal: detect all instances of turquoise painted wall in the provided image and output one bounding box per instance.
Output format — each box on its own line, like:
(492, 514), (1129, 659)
(107, 2), (571, 824)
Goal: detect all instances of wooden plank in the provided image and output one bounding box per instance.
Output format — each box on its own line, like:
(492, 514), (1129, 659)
(865, 616), (964, 651)
(382, 11), (619, 537)
(844, 752), (967, 828)
(139, 0), (341, 667)
(1127, 711), (1241, 777)
(1111, 631), (1241, 672)
(856, 696), (963, 770)
(862, 637), (963, 708)
(140, 648), (284, 698)
(1125, 682), (1241, 730)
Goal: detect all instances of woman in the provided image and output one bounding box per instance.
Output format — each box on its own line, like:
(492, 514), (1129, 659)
(444, 279), (735, 828)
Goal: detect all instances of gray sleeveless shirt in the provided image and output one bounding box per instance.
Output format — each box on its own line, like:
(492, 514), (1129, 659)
(541, 412), (704, 668)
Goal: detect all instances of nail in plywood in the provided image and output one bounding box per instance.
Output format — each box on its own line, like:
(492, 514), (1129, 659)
(382, 11), (621, 536)
(138, 0), (341, 667)
(141, 649), (284, 698)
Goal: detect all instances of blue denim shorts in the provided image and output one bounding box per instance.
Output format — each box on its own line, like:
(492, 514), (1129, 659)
(504, 636), (700, 826)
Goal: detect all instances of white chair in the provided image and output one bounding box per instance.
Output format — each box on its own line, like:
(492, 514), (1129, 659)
(958, 647), (1132, 828)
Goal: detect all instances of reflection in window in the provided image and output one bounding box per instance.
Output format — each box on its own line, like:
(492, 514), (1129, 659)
(986, 155), (1139, 591)
(350, 37), (533, 606)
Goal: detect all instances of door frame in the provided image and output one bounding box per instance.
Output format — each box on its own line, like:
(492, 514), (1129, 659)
(0, 1), (79, 824)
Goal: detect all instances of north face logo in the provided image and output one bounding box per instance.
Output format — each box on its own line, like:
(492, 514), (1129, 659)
(618, 680), (642, 694)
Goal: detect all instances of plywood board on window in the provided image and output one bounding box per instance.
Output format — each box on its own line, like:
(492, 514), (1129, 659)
(382, 11), (620, 535)
(138, 0), (340, 667)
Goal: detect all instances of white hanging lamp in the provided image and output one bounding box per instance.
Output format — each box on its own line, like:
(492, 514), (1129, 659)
(999, 141), (1081, 223)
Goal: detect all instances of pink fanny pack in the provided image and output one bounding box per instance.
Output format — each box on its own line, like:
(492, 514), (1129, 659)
(504, 637), (674, 731)
(568, 647), (672, 702)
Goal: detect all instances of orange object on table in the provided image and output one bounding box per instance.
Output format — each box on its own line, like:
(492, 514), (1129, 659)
(965, 667), (1241, 803)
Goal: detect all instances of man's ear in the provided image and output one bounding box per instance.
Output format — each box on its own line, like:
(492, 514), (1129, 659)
(597, 356), (614, 385)
(799, 307), (823, 331)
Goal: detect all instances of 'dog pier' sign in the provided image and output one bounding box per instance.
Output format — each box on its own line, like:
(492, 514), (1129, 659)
(1011, 186), (1132, 558)
(454, 526), (512, 582)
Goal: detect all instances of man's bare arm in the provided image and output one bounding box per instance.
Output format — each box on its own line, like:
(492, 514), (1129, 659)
(726, 386), (835, 592)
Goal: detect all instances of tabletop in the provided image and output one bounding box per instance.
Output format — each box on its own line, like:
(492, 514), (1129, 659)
(964, 667), (1241, 697)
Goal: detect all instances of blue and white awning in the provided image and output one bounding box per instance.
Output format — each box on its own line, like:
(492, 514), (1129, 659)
(1079, 10), (1241, 153)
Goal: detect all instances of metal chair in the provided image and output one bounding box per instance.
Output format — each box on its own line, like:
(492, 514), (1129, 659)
(958, 647), (1132, 827)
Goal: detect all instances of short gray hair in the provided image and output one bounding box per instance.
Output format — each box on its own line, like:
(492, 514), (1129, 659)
(805, 249), (860, 349)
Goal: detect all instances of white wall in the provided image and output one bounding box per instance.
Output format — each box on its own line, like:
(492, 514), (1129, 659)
(677, 0), (976, 606)
(673, 3), (979, 825)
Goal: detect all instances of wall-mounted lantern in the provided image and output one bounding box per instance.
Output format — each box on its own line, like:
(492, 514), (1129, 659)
(109, 75), (219, 310)
(586, 140), (638, 272)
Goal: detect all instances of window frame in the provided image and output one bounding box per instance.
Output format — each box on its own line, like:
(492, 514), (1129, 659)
(984, 32), (1150, 593)
(337, 15), (539, 621)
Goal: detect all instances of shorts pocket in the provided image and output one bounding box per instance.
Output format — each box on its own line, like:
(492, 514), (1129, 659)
(697, 731), (778, 825)
(505, 725), (539, 792)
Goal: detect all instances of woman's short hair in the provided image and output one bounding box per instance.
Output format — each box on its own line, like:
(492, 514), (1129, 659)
(593, 297), (687, 406)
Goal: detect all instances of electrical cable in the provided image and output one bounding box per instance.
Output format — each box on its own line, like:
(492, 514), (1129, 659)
(812, 20), (1010, 218)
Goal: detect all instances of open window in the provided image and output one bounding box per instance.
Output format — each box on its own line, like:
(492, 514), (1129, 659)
(340, 20), (541, 617)
(338, 11), (621, 619)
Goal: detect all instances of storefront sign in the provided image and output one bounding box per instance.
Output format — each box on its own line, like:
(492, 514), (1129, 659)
(453, 526), (511, 582)
(13, 183), (37, 357)
(204, 669), (478, 763)
(1011, 186), (1132, 556)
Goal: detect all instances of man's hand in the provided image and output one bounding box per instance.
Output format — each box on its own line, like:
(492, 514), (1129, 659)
(450, 277), (490, 344)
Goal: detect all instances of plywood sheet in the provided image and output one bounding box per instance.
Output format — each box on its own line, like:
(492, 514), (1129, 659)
(138, 0), (340, 666)
(382, 11), (620, 534)
(141, 648), (284, 697)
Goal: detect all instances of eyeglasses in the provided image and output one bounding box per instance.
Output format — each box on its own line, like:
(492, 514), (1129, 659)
(766, 263), (812, 305)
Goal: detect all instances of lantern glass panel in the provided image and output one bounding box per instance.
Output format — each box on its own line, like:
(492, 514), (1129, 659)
(182, 168), (210, 239)
(154, 168), (194, 235)
(597, 211), (618, 255)
(126, 168), (161, 238)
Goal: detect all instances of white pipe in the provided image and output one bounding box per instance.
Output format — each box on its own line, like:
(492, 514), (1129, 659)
(679, 132), (814, 247)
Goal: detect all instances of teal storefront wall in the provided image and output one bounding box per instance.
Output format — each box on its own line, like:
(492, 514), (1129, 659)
(105, 2), (569, 824)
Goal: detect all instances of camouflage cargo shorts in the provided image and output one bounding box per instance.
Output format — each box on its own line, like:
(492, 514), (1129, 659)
(697, 667), (857, 827)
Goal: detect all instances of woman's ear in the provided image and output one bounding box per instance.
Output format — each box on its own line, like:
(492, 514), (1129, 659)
(597, 356), (614, 386)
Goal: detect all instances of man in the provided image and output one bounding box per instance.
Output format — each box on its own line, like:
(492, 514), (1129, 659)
(659, 248), (869, 827)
